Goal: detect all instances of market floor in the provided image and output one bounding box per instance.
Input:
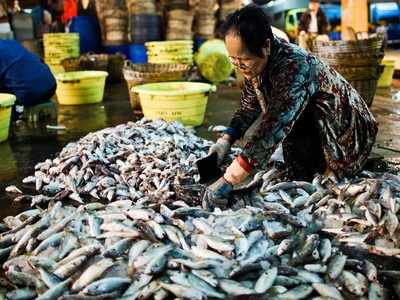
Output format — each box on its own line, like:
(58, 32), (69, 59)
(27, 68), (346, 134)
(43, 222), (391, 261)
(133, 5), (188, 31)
(0, 79), (399, 220)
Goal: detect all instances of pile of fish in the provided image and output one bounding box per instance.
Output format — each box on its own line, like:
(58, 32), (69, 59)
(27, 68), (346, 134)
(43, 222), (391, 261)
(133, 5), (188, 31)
(314, 171), (400, 257)
(236, 168), (400, 258)
(11, 119), (213, 207)
(0, 200), (395, 299)
(3, 118), (400, 298)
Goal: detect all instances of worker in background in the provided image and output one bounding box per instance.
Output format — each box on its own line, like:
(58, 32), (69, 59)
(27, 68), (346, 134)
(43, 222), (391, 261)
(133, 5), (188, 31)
(298, 0), (329, 51)
(202, 5), (378, 209)
(0, 40), (57, 122)
(0, 0), (7, 22)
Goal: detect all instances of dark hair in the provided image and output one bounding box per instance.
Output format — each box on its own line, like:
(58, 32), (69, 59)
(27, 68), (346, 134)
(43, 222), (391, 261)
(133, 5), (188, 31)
(220, 4), (273, 58)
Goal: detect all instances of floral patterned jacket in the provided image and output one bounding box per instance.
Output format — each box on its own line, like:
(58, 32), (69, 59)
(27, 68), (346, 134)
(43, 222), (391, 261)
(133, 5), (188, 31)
(225, 37), (378, 176)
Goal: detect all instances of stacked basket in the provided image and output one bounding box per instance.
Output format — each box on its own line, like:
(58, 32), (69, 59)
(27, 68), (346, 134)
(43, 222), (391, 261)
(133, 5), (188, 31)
(126, 0), (157, 14)
(130, 14), (161, 44)
(166, 9), (194, 40)
(146, 40), (194, 65)
(94, 0), (109, 42)
(102, 9), (129, 46)
(194, 0), (217, 39)
(219, 0), (241, 21)
(313, 35), (385, 107)
(128, 0), (161, 45)
(166, 0), (188, 10)
(123, 61), (190, 110)
(43, 33), (80, 74)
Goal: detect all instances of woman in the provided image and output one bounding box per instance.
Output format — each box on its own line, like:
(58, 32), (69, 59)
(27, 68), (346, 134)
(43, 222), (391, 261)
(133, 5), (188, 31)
(203, 5), (378, 208)
(0, 39), (56, 121)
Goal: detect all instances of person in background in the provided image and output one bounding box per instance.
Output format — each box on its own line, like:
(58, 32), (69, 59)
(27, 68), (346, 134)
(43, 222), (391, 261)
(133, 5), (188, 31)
(0, 40), (57, 122)
(0, 0), (7, 22)
(298, 0), (329, 51)
(202, 5), (378, 209)
(0, 0), (13, 39)
(40, 0), (63, 31)
(77, 0), (97, 17)
(63, 0), (77, 24)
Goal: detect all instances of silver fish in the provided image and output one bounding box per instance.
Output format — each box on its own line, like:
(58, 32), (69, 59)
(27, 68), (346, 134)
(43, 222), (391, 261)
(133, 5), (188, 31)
(82, 277), (131, 296)
(255, 267), (278, 293)
(53, 255), (87, 279)
(72, 258), (114, 292)
(36, 278), (72, 300)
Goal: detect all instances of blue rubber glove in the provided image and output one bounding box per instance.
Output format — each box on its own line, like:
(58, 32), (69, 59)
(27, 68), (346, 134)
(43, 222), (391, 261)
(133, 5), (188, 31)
(202, 177), (233, 210)
(208, 137), (231, 166)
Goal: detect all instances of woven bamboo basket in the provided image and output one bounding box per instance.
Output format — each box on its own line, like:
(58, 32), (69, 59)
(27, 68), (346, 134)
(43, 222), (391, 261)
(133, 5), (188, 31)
(195, 14), (216, 38)
(95, 0), (109, 41)
(220, 0), (241, 21)
(103, 9), (129, 45)
(62, 54), (109, 72)
(316, 52), (384, 67)
(166, 9), (194, 40)
(333, 65), (382, 81)
(333, 65), (384, 106)
(80, 54), (109, 71)
(166, 0), (188, 10)
(313, 35), (385, 107)
(350, 79), (379, 107)
(126, 0), (156, 14)
(61, 57), (81, 72)
(123, 61), (190, 110)
(313, 35), (385, 56)
(197, 0), (217, 10)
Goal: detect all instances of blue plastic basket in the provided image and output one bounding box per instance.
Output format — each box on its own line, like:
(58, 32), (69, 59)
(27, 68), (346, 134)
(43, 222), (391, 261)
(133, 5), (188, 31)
(104, 45), (129, 57)
(329, 32), (341, 41)
(129, 44), (148, 63)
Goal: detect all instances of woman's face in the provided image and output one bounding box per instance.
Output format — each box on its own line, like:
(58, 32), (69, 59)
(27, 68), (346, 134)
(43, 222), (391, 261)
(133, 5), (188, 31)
(225, 33), (269, 80)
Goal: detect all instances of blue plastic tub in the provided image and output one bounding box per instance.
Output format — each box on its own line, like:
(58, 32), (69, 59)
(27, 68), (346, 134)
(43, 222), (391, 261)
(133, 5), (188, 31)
(70, 16), (102, 53)
(329, 32), (341, 41)
(104, 45), (130, 57)
(193, 36), (206, 52)
(129, 44), (148, 63)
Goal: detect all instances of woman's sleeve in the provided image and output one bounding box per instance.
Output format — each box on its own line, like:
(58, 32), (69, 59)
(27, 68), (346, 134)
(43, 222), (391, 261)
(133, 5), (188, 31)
(224, 78), (261, 142)
(241, 58), (315, 169)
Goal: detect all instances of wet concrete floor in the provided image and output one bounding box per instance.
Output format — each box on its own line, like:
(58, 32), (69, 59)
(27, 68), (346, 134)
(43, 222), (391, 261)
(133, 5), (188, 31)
(0, 79), (399, 221)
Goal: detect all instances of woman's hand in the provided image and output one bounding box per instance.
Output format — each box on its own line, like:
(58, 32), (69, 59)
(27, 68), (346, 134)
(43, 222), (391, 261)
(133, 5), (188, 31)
(208, 135), (231, 166)
(202, 156), (252, 210)
(202, 177), (232, 210)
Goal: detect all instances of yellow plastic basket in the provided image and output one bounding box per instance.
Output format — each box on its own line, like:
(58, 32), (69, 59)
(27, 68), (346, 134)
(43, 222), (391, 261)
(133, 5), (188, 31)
(55, 71), (108, 105)
(0, 94), (16, 143)
(133, 81), (216, 126)
(145, 40), (193, 49)
(378, 59), (396, 88)
(146, 40), (194, 65)
(44, 33), (80, 75)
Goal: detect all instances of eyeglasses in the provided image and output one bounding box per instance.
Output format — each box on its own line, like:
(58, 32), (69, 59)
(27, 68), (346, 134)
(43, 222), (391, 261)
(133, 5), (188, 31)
(228, 56), (253, 70)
